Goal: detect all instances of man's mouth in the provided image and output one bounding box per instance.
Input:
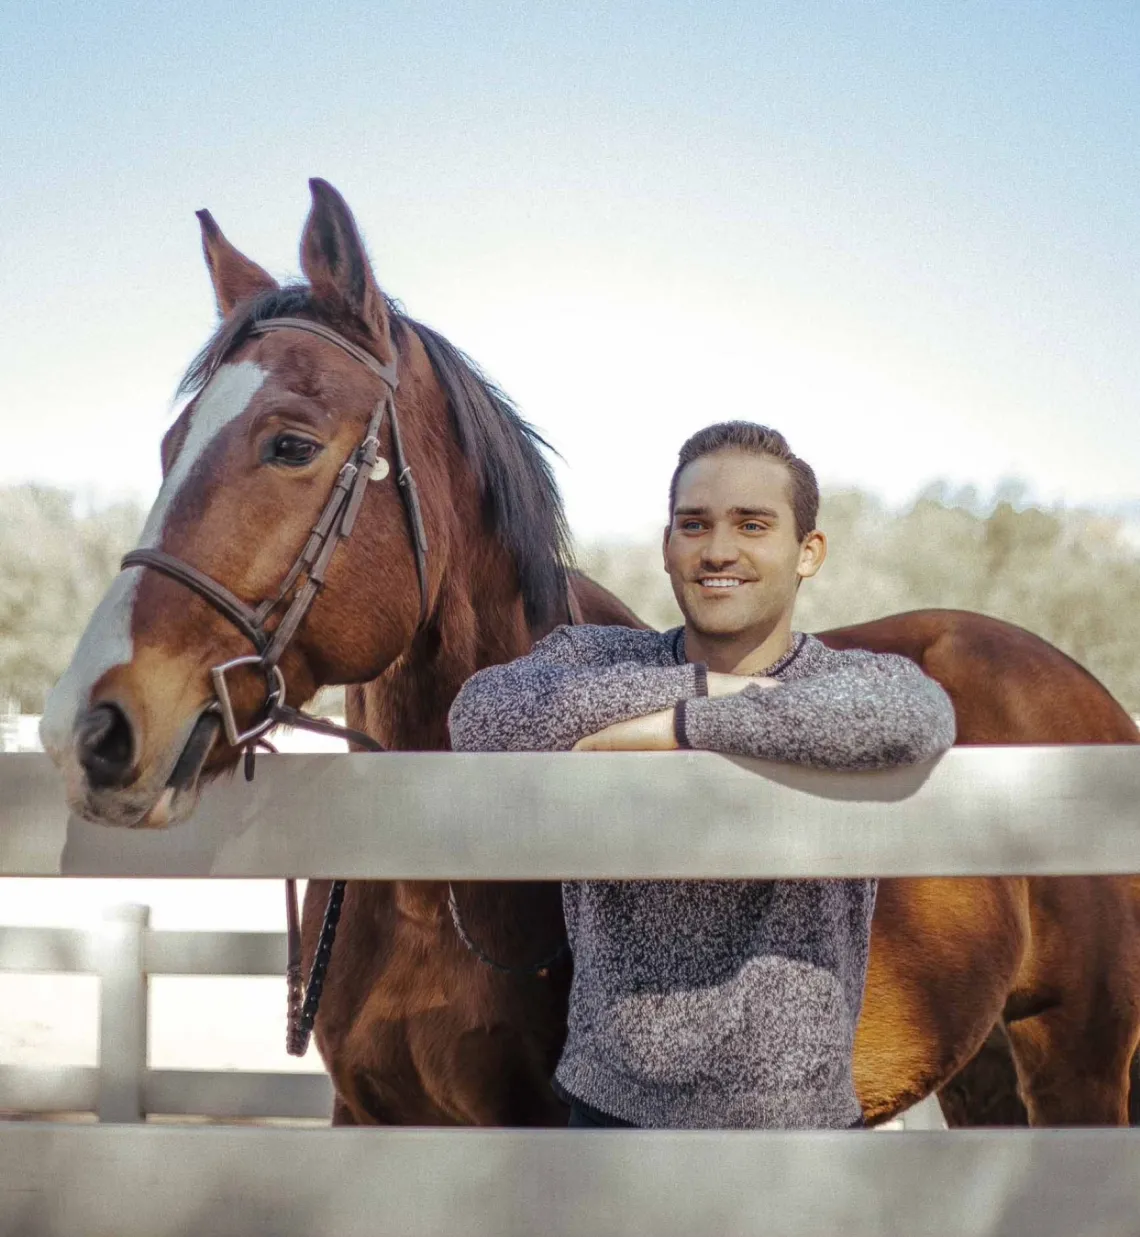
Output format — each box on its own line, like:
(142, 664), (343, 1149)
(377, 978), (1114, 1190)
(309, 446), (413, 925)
(696, 576), (748, 590)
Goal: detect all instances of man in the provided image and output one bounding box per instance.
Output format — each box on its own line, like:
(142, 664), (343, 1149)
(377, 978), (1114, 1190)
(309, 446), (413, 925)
(448, 422), (956, 1130)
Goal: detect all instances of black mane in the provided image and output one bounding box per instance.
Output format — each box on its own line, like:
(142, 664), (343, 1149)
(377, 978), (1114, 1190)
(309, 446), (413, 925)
(179, 287), (571, 630)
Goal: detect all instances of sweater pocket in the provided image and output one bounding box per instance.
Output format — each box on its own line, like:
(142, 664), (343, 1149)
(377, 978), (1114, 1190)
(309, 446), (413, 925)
(597, 957), (853, 1094)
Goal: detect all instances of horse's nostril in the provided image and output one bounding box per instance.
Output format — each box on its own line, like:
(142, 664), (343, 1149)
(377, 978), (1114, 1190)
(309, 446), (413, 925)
(76, 704), (135, 789)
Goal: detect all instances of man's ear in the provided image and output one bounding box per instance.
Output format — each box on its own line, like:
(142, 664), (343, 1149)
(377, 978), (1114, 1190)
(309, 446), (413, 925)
(299, 177), (393, 361)
(797, 530), (827, 581)
(662, 524), (673, 574)
(196, 210), (278, 317)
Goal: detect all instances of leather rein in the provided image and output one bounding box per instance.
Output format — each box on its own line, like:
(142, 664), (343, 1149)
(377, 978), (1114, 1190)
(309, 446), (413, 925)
(119, 315), (569, 1058)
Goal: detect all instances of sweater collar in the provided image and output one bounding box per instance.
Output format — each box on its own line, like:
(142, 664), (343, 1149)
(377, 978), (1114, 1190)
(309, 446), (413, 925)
(672, 629), (808, 678)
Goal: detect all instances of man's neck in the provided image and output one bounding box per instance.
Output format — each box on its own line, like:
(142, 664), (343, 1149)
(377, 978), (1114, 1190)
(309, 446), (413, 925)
(684, 617), (796, 675)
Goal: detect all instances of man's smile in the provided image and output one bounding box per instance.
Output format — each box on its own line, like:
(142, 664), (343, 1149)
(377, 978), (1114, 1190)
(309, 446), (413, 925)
(696, 576), (750, 590)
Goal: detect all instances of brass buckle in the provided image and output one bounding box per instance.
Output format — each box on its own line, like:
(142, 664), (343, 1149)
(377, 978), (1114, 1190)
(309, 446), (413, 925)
(208, 655), (287, 748)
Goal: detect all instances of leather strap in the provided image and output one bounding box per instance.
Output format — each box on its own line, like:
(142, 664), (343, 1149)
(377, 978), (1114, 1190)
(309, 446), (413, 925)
(121, 550), (268, 652)
(388, 399), (431, 631)
(272, 703), (384, 752)
(247, 317), (399, 391)
(284, 878), (303, 1053)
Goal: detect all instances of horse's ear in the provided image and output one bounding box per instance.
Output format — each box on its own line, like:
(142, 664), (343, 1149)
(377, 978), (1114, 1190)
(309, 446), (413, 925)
(300, 178), (392, 354)
(196, 210), (278, 317)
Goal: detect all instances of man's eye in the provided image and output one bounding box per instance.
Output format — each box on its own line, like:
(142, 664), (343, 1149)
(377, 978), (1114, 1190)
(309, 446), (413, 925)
(268, 434), (321, 466)
(680, 520), (704, 532)
(742, 521), (767, 533)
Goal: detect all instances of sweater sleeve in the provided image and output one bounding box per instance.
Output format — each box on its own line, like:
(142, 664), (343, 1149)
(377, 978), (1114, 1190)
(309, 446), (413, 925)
(448, 625), (706, 752)
(678, 650), (956, 771)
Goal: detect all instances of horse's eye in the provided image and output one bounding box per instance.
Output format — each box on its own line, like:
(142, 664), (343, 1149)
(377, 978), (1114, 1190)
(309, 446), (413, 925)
(268, 434), (321, 467)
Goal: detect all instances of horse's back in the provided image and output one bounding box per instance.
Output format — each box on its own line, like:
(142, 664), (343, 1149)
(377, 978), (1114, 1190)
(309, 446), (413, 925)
(817, 608), (1139, 744)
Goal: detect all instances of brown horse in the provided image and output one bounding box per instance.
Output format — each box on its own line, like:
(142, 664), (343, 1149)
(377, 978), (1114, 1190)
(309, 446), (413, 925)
(40, 180), (1140, 1128)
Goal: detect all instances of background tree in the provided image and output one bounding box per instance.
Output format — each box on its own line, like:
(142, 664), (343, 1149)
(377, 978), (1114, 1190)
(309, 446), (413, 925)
(0, 487), (144, 713)
(578, 486), (1140, 713)
(3, 482), (1137, 715)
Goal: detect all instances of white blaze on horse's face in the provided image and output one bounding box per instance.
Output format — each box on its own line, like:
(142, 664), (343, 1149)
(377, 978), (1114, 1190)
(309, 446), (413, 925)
(39, 361), (269, 788)
(139, 361), (269, 546)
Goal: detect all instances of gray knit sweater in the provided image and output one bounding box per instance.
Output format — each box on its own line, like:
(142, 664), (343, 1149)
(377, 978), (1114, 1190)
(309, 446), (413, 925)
(448, 626), (956, 1128)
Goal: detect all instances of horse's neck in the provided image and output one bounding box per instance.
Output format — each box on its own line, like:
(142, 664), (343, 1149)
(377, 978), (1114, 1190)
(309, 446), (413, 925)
(350, 562), (548, 934)
(353, 549), (535, 752)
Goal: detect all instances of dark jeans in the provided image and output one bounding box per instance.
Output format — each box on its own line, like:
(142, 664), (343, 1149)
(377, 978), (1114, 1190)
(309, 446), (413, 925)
(567, 1097), (637, 1128)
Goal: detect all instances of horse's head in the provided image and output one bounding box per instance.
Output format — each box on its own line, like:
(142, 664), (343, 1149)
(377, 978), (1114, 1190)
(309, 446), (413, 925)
(41, 179), (566, 828)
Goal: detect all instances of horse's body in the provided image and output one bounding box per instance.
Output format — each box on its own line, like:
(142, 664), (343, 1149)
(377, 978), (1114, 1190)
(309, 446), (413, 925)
(40, 181), (1140, 1129)
(821, 611), (1140, 1125)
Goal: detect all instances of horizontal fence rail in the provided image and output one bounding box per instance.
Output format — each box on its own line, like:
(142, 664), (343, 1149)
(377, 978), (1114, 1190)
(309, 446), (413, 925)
(3, 747), (1140, 878)
(1, 1125), (1138, 1237)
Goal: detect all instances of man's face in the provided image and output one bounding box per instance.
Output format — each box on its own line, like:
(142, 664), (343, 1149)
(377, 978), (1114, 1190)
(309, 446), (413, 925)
(663, 449), (825, 639)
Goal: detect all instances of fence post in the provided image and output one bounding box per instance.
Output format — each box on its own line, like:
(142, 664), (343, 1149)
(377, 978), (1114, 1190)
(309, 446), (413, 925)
(0, 698), (17, 753)
(96, 902), (149, 1123)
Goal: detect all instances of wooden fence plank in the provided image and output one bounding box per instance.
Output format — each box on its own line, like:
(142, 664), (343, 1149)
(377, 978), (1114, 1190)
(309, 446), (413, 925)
(144, 1070), (332, 1119)
(0, 1125), (1137, 1237)
(0, 927), (97, 973)
(4, 747), (1140, 880)
(143, 931), (286, 977)
(0, 1066), (98, 1114)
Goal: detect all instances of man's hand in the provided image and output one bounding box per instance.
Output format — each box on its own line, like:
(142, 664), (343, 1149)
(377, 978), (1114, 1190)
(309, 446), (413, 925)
(572, 709), (677, 751)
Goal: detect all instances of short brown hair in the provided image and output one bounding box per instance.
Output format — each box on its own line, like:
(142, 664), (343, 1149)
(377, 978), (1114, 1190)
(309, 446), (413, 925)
(669, 422), (819, 541)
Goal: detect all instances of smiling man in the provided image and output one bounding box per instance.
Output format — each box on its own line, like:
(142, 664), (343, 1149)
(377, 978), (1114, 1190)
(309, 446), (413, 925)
(448, 421), (956, 1130)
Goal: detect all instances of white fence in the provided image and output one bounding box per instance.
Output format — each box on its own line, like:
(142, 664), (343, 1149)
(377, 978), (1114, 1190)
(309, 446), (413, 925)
(1, 748), (1139, 1235)
(0, 902), (332, 1123)
(0, 712), (42, 754)
(0, 898), (943, 1130)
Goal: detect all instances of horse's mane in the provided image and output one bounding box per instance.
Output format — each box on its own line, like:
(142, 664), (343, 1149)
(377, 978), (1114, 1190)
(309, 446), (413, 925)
(178, 287), (572, 630)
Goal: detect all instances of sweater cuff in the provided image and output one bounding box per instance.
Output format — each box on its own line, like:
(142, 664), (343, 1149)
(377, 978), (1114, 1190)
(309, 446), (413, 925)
(674, 663), (709, 749)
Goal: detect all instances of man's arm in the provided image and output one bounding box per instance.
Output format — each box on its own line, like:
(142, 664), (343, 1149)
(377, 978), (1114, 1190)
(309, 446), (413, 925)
(677, 651), (956, 770)
(448, 625), (706, 752)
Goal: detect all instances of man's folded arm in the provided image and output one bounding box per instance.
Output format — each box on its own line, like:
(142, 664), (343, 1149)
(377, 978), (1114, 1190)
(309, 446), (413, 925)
(679, 651), (956, 770)
(448, 625), (705, 752)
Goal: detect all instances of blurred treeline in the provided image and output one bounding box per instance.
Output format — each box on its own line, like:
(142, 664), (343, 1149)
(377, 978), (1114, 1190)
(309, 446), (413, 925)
(3, 482), (1138, 713)
(1, 487), (144, 713)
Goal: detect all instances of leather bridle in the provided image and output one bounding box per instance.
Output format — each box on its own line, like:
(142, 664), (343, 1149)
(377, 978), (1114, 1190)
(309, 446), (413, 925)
(119, 314), (570, 1059)
(121, 316), (431, 1056)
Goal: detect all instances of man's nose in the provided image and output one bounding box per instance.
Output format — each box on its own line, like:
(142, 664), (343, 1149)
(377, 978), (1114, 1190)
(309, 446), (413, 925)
(701, 524), (739, 569)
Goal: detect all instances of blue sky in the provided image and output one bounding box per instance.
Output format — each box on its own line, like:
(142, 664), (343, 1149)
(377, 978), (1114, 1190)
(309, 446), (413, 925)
(2, 1), (1138, 538)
